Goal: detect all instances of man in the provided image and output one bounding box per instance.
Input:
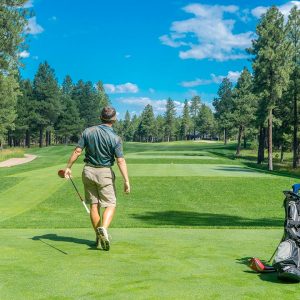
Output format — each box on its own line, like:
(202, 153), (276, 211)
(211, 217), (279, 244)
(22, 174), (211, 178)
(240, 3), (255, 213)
(64, 107), (130, 251)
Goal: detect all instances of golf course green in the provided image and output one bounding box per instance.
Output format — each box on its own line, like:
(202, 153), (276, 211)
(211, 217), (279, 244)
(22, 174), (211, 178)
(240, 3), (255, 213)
(0, 142), (299, 299)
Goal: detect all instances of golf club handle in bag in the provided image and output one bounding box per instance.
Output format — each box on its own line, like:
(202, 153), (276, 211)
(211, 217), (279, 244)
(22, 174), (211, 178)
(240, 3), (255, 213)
(69, 177), (90, 214)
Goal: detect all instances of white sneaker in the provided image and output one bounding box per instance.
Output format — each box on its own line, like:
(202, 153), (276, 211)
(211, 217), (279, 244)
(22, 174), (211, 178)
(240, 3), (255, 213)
(97, 227), (110, 251)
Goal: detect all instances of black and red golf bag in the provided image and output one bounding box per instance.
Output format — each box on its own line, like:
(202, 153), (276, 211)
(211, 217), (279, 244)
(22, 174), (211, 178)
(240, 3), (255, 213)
(272, 184), (300, 282)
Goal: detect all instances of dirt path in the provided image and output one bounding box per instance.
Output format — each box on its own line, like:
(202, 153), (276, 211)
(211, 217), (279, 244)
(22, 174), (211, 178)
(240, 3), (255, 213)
(0, 154), (37, 168)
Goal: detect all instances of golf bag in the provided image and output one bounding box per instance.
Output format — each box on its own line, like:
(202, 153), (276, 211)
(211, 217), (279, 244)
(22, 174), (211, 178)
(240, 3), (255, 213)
(272, 185), (300, 282)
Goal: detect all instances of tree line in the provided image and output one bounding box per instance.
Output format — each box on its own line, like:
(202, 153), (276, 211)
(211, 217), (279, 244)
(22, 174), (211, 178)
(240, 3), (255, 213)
(0, 2), (299, 171)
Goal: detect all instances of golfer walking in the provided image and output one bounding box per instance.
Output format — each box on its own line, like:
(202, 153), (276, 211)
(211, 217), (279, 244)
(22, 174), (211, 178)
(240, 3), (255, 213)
(64, 107), (130, 251)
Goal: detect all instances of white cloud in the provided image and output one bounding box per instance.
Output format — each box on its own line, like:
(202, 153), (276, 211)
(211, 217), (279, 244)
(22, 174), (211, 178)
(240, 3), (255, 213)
(19, 50), (30, 58)
(181, 70), (241, 87)
(23, 0), (34, 8)
(149, 88), (155, 94)
(181, 78), (212, 87)
(160, 3), (254, 61)
(118, 97), (184, 115)
(25, 17), (44, 35)
(211, 70), (242, 83)
(49, 16), (57, 21)
(251, 1), (300, 18)
(104, 82), (139, 94)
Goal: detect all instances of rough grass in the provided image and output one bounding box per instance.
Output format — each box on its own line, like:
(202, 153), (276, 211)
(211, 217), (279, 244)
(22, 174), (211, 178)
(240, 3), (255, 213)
(0, 148), (24, 162)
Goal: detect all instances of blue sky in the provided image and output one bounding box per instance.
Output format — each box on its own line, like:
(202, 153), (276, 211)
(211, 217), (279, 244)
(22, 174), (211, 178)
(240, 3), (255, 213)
(21, 0), (300, 118)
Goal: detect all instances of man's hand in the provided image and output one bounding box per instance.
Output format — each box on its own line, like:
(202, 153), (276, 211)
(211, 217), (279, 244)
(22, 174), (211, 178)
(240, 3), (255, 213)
(124, 181), (130, 194)
(64, 168), (72, 179)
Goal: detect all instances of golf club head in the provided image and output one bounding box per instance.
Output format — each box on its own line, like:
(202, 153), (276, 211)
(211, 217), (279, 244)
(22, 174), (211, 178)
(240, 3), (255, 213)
(249, 257), (276, 273)
(58, 169), (65, 178)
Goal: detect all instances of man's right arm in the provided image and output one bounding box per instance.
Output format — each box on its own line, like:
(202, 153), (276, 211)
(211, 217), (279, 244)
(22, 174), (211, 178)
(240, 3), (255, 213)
(117, 157), (130, 194)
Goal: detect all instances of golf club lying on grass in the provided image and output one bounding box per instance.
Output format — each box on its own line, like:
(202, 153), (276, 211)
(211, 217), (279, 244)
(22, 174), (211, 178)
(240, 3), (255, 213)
(57, 169), (90, 214)
(248, 257), (276, 273)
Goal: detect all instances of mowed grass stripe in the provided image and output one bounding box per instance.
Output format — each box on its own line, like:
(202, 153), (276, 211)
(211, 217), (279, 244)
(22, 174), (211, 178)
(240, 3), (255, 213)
(1, 176), (292, 228)
(0, 176), (65, 222)
(0, 228), (298, 300)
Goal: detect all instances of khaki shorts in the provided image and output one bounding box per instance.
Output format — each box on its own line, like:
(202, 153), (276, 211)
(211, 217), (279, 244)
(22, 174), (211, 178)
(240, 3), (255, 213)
(82, 165), (116, 207)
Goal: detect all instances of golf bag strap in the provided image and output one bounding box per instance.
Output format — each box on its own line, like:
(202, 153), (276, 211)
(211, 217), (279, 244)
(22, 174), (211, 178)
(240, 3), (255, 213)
(287, 220), (300, 228)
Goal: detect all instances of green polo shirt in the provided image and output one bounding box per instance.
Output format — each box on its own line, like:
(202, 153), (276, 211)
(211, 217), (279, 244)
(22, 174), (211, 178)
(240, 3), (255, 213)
(76, 124), (124, 167)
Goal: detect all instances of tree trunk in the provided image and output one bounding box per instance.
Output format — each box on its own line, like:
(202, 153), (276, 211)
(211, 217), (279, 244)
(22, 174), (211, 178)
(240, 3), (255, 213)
(268, 109), (273, 171)
(25, 130), (30, 148)
(257, 125), (265, 164)
(224, 128), (227, 145)
(280, 145), (284, 163)
(39, 127), (43, 148)
(293, 77), (299, 168)
(243, 134), (247, 149)
(45, 131), (49, 146)
(236, 125), (243, 156)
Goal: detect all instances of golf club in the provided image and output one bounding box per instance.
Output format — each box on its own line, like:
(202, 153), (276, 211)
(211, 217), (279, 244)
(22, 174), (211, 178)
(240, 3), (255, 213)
(58, 169), (90, 214)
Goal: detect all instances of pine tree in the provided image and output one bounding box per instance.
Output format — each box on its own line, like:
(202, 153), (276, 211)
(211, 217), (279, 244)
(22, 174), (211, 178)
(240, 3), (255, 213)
(180, 99), (191, 140)
(33, 62), (61, 147)
(96, 81), (110, 110)
(138, 104), (156, 142)
(231, 67), (256, 155)
(0, 74), (20, 147)
(190, 96), (201, 139)
(286, 6), (300, 168)
(213, 78), (234, 144)
(248, 6), (291, 170)
(197, 104), (214, 140)
(164, 98), (176, 142)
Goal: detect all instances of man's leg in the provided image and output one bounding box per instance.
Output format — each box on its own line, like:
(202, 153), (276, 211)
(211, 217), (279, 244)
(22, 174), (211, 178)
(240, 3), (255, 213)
(90, 203), (101, 231)
(101, 206), (116, 229)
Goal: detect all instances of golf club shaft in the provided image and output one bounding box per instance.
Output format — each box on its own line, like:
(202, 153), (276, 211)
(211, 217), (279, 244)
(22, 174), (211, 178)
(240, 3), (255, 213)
(69, 177), (90, 214)
(268, 233), (284, 262)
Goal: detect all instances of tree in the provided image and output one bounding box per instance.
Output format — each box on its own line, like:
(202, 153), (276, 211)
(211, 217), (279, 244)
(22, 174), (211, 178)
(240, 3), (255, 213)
(138, 104), (156, 142)
(33, 62), (61, 147)
(197, 104), (214, 140)
(190, 96), (201, 139)
(0, 74), (20, 147)
(286, 6), (300, 168)
(248, 6), (291, 170)
(231, 67), (256, 155)
(180, 99), (191, 140)
(213, 78), (234, 144)
(0, 1), (29, 147)
(96, 81), (110, 110)
(55, 75), (83, 143)
(164, 98), (176, 142)
(0, 0), (29, 71)
(123, 111), (134, 141)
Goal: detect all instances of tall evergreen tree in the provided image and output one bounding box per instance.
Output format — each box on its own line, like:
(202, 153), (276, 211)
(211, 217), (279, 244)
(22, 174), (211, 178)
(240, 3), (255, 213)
(164, 98), (176, 142)
(96, 81), (110, 110)
(138, 104), (156, 142)
(213, 78), (233, 144)
(286, 6), (300, 168)
(231, 67), (256, 155)
(248, 6), (291, 170)
(190, 96), (201, 139)
(180, 99), (191, 140)
(33, 62), (61, 147)
(123, 111), (134, 141)
(197, 104), (215, 140)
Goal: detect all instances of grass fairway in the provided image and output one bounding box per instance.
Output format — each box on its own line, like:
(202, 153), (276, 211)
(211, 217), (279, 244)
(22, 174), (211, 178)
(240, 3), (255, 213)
(0, 141), (299, 299)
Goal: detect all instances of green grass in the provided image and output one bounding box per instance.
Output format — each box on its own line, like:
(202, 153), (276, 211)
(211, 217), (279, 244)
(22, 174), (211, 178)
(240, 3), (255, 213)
(1, 141), (300, 299)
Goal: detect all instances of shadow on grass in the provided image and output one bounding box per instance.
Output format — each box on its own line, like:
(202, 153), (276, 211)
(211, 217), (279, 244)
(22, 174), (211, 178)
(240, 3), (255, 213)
(32, 234), (95, 254)
(131, 211), (283, 227)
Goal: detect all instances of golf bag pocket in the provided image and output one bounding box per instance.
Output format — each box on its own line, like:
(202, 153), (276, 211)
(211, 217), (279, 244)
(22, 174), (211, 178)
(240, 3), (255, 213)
(273, 239), (300, 281)
(284, 191), (300, 242)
